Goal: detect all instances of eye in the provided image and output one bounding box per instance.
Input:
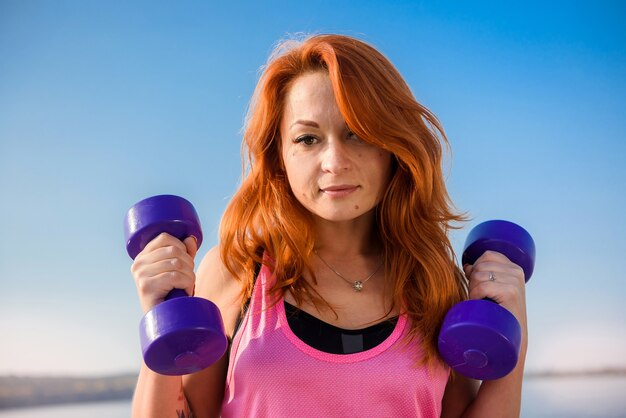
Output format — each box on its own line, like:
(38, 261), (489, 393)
(347, 130), (363, 142)
(293, 135), (317, 146)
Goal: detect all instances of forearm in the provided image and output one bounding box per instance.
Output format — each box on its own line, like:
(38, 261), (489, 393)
(462, 342), (527, 418)
(132, 364), (191, 418)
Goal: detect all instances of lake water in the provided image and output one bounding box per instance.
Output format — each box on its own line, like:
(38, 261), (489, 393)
(0, 399), (131, 418)
(521, 375), (626, 418)
(1, 376), (624, 417)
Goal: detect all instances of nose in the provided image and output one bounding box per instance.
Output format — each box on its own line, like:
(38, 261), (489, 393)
(321, 139), (351, 173)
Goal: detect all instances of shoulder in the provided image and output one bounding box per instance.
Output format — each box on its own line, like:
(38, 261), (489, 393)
(195, 245), (245, 338)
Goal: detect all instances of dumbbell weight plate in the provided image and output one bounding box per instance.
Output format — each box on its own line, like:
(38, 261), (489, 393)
(140, 296), (227, 375)
(438, 299), (522, 380)
(124, 194), (204, 260)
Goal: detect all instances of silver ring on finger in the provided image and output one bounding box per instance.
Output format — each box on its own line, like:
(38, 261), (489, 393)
(488, 271), (496, 282)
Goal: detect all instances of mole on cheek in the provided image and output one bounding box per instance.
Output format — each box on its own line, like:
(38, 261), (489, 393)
(354, 205), (360, 210)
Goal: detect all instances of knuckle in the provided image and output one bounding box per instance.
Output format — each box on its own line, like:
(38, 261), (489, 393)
(470, 261), (483, 271)
(147, 233), (167, 248)
(170, 258), (181, 269)
(469, 280), (487, 297)
(136, 278), (151, 294)
(157, 232), (172, 242)
(164, 245), (178, 257)
(484, 250), (507, 262)
(480, 250), (498, 260)
(470, 262), (486, 274)
(468, 286), (482, 300)
(131, 263), (146, 279)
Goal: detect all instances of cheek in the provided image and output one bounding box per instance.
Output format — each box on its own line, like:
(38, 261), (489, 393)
(283, 154), (309, 194)
(378, 151), (393, 179)
(367, 149), (391, 172)
(281, 145), (295, 180)
(371, 151), (393, 195)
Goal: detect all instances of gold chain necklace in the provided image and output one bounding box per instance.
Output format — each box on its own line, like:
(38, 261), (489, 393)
(314, 250), (383, 292)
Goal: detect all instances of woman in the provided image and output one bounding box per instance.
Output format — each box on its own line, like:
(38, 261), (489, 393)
(131, 34), (528, 417)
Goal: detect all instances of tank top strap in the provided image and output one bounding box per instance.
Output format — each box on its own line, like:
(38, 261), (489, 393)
(227, 258), (277, 376)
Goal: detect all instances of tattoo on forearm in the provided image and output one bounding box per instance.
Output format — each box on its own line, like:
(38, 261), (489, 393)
(176, 382), (194, 418)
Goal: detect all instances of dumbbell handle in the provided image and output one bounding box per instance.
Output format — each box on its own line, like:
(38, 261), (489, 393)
(166, 288), (189, 300)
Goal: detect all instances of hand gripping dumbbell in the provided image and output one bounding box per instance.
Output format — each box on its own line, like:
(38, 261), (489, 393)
(124, 194), (228, 375)
(437, 220), (535, 380)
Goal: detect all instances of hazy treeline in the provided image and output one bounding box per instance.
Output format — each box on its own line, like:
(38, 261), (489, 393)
(0, 374), (137, 410)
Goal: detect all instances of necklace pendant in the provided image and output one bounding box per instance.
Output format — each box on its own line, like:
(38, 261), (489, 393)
(353, 281), (364, 292)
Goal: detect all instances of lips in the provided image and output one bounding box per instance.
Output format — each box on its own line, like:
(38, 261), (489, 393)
(321, 184), (359, 197)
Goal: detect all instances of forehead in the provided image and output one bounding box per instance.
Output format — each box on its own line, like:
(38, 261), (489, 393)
(282, 71), (338, 121)
(286, 71), (332, 100)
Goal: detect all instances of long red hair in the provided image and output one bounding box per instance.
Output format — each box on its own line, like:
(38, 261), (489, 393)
(219, 34), (467, 365)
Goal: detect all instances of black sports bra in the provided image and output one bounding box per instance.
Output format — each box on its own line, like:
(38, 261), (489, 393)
(232, 260), (398, 354)
(284, 301), (398, 354)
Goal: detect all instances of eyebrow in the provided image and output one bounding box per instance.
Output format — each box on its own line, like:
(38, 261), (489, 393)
(290, 119), (319, 129)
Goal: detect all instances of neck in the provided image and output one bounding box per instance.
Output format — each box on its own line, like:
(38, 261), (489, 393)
(313, 213), (381, 257)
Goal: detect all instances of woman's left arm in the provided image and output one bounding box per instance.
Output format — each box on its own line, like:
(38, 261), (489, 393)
(441, 250), (528, 417)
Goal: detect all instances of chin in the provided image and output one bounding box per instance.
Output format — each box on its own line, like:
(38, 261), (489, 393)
(313, 207), (376, 223)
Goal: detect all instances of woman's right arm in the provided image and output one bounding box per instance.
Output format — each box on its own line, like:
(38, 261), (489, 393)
(182, 246), (244, 418)
(129, 232), (198, 417)
(129, 234), (242, 418)
(132, 364), (193, 418)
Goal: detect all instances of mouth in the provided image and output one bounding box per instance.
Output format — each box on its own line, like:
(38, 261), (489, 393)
(320, 185), (359, 197)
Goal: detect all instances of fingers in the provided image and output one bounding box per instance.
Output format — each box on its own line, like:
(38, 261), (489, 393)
(130, 233), (198, 314)
(134, 244), (195, 275)
(184, 235), (199, 259)
(142, 232), (189, 255)
(465, 251), (523, 282)
(464, 250), (526, 310)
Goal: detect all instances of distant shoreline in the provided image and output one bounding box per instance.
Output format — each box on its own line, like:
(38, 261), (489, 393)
(524, 368), (626, 379)
(0, 374), (136, 411)
(1, 368), (626, 410)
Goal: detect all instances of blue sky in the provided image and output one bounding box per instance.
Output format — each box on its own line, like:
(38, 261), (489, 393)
(0, 0), (624, 376)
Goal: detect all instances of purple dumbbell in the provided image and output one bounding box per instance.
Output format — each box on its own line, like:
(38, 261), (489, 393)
(124, 194), (227, 376)
(438, 220), (535, 380)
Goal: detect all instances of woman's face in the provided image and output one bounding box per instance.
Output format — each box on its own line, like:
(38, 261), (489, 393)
(280, 71), (393, 224)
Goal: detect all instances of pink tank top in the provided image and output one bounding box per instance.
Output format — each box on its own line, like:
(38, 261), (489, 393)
(221, 262), (449, 417)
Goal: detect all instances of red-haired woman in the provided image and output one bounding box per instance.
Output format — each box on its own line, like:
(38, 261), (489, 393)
(130, 34), (528, 417)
